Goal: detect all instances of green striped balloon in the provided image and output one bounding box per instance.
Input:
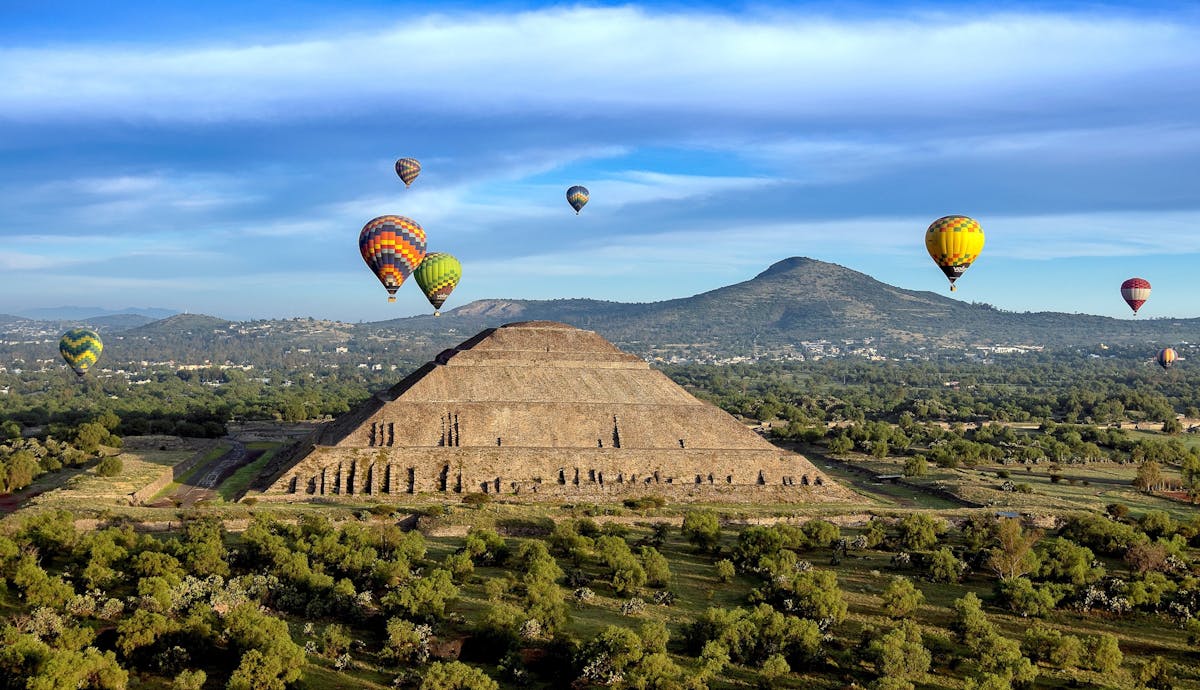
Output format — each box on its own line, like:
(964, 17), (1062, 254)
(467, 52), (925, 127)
(59, 328), (103, 376)
(413, 252), (462, 315)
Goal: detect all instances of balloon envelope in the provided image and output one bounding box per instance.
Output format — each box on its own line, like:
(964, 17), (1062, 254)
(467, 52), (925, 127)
(566, 185), (589, 214)
(359, 215), (427, 302)
(59, 328), (103, 376)
(925, 215), (984, 291)
(395, 158), (421, 188)
(413, 252), (463, 315)
(1157, 348), (1177, 370)
(1120, 278), (1151, 315)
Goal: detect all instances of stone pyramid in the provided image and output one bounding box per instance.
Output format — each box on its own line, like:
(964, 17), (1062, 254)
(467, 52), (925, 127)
(260, 321), (852, 502)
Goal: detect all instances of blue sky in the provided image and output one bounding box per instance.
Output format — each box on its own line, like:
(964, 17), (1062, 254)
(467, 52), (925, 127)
(1, 2), (1198, 322)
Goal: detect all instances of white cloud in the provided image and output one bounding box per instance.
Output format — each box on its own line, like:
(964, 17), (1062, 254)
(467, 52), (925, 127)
(1, 8), (1195, 123)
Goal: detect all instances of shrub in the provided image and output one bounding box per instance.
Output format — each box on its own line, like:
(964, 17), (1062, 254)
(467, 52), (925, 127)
(462, 493), (492, 507)
(715, 559), (736, 583)
(623, 495), (666, 511)
(96, 456), (123, 477)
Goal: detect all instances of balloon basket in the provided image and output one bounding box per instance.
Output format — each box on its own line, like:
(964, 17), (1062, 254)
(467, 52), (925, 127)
(387, 296), (396, 303)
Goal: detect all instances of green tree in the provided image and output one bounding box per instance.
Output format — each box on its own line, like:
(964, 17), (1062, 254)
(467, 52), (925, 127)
(682, 510), (721, 552)
(1086, 633), (1122, 674)
(173, 669), (206, 690)
(383, 618), (429, 664)
(880, 576), (924, 618)
(951, 593), (994, 651)
(903, 455), (928, 477)
(866, 620), (930, 688)
(987, 519), (1041, 580)
(898, 514), (943, 551)
(927, 547), (965, 583)
(759, 654), (790, 688)
(714, 559), (736, 583)
(639, 546), (671, 587)
(95, 456), (123, 477)
(382, 568), (459, 622)
(1134, 460), (1162, 492)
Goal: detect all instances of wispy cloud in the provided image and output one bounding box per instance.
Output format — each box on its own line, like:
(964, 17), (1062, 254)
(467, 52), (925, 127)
(1, 8), (1196, 124)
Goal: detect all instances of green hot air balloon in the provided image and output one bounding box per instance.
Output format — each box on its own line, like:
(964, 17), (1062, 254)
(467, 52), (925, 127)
(413, 252), (463, 316)
(59, 328), (103, 376)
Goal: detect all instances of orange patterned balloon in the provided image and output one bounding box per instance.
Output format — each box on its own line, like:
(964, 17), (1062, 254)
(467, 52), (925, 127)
(359, 215), (427, 302)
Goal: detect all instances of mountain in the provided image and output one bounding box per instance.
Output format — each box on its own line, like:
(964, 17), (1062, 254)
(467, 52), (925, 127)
(18, 306), (178, 321)
(123, 313), (233, 338)
(362, 257), (1200, 352)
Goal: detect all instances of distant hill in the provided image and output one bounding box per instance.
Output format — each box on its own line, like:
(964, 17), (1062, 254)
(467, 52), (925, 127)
(363, 257), (1200, 351)
(18, 306), (178, 321)
(124, 313), (233, 337)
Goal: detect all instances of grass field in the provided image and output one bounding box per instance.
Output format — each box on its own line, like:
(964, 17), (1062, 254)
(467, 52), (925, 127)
(26, 447), (196, 510)
(150, 442), (232, 501)
(216, 441), (282, 501)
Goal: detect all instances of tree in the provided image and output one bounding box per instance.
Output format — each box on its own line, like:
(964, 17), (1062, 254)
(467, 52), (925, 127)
(951, 593), (994, 651)
(974, 633), (1037, 688)
(1085, 634), (1122, 674)
(903, 455), (928, 477)
(866, 620), (930, 688)
(1138, 510), (1174, 539)
(898, 514), (943, 551)
(1037, 538), (1102, 585)
(639, 546), (671, 588)
(778, 569), (847, 624)
(116, 609), (178, 657)
(321, 624), (351, 658)
(759, 654), (790, 688)
(927, 547), (965, 583)
(987, 519), (1041, 581)
(1134, 460), (1162, 492)
(682, 511), (721, 552)
(1137, 656), (1175, 690)
(173, 669), (206, 690)
(715, 559), (736, 583)
(382, 568), (459, 622)
(96, 456), (123, 477)
(1124, 542), (1167, 575)
(998, 577), (1060, 618)
(227, 649), (291, 690)
(383, 618), (430, 664)
(881, 576), (924, 619)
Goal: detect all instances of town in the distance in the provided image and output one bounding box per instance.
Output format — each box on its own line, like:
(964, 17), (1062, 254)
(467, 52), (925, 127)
(1, 257), (1197, 690)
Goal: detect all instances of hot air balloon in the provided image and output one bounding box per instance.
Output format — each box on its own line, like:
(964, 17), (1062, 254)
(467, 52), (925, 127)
(59, 328), (103, 376)
(925, 215), (985, 292)
(1120, 278), (1151, 315)
(413, 252), (463, 316)
(395, 158), (421, 188)
(1157, 348), (1177, 370)
(566, 185), (589, 215)
(359, 215), (427, 302)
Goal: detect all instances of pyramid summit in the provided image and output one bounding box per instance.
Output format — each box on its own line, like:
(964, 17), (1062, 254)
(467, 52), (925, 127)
(259, 321), (851, 502)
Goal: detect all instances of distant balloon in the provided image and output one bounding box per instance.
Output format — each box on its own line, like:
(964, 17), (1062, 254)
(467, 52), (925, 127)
(925, 215), (985, 292)
(1120, 278), (1151, 315)
(395, 158), (421, 188)
(1157, 347), (1177, 370)
(566, 185), (589, 215)
(359, 215), (427, 302)
(413, 252), (463, 316)
(59, 328), (103, 376)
